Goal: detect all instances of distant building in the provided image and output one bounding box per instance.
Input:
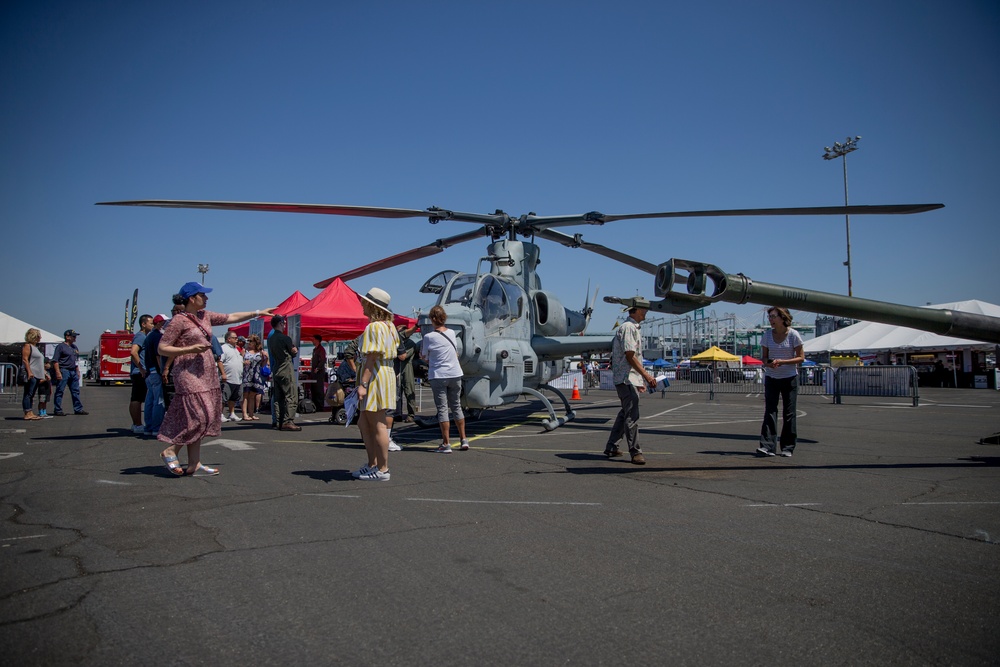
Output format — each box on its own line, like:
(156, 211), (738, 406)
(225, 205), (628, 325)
(815, 315), (858, 338)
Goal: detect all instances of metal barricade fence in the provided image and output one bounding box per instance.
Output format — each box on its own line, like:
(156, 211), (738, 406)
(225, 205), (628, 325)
(642, 366), (828, 396)
(1, 362), (20, 403)
(834, 365), (919, 406)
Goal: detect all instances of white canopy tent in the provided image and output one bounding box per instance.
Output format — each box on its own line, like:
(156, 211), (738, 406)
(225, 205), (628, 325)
(803, 300), (1000, 353)
(0, 310), (62, 345)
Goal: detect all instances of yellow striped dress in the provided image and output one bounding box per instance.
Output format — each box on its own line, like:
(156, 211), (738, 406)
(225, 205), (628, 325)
(360, 320), (400, 412)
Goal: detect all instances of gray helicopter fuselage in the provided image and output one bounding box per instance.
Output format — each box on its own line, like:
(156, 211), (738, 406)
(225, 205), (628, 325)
(418, 239), (612, 409)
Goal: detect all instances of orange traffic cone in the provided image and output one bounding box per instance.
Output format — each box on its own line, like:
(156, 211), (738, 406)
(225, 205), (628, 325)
(571, 379), (581, 401)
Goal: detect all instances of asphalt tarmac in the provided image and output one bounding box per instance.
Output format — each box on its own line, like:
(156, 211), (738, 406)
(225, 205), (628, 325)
(1, 382), (998, 665)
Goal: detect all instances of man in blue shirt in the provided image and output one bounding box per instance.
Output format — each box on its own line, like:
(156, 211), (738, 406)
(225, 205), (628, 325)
(53, 329), (87, 416)
(129, 315), (152, 434)
(143, 314), (168, 436)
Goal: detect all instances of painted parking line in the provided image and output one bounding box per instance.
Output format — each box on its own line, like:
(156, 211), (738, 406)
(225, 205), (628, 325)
(646, 402), (696, 419)
(406, 498), (601, 506)
(746, 501), (999, 508)
(203, 438), (257, 451)
(924, 404), (993, 409)
(901, 501), (1000, 506)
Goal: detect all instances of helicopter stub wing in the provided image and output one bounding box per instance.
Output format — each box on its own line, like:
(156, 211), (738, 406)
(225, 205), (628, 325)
(313, 227), (489, 287)
(525, 203), (944, 231)
(532, 335), (615, 360)
(534, 228), (658, 274)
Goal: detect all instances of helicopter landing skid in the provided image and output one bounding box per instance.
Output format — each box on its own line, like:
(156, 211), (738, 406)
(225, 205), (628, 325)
(526, 384), (577, 431)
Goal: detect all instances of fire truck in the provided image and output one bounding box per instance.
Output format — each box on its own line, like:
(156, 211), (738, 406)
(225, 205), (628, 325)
(96, 331), (134, 385)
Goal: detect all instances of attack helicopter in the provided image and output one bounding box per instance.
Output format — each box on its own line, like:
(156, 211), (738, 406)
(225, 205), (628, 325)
(99, 199), (983, 429)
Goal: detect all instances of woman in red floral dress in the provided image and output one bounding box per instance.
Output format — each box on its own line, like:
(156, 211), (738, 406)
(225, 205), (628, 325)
(157, 282), (274, 476)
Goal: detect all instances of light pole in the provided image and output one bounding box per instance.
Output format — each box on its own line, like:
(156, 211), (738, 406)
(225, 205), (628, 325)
(822, 136), (861, 296)
(197, 263), (209, 284)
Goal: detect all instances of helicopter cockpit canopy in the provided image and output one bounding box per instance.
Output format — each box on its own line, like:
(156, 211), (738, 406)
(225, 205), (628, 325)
(442, 273), (477, 305)
(419, 270), (459, 295)
(475, 274), (525, 325)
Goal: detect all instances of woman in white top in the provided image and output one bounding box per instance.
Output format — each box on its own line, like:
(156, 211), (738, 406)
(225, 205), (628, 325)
(757, 306), (805, 457)
(420, 305), (468, 453)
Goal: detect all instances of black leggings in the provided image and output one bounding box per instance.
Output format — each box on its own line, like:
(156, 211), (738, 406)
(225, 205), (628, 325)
(760, 375), (797, 452)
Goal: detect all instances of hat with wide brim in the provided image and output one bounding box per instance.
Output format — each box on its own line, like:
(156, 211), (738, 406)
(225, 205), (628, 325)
(359, 287), (392, 314)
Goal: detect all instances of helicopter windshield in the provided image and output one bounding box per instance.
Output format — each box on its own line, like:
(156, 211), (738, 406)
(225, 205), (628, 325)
(476, 275), (526, 334)
(442, 273), (477, 305)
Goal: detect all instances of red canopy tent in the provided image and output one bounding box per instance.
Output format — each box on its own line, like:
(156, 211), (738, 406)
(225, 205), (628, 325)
(281, 278), (415, 341)
(228, 290), (310, 338)
(742, 355), (763, 366)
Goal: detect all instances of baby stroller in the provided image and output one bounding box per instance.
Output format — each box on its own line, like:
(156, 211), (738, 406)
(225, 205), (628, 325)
(326, 365), (357, 425)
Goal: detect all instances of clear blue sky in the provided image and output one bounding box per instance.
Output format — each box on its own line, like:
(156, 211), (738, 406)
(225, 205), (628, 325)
(3, 1), (997, 352)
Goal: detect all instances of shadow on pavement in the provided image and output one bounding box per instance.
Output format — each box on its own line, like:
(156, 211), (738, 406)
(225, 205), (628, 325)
(292, 469), (355, 483)
(120, 465), (188, 478)
(556, 456), (1000, 475)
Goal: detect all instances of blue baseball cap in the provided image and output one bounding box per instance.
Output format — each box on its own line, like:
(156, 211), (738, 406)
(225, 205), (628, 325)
(178, 282), (213, 299)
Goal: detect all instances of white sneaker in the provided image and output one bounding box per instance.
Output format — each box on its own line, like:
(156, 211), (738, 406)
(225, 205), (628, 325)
(352, 464), (375, 479)
(357, 468), (390, 481)
(459, 440), (470, 450)
(131, 424), (145, 434)
(229, 414), (242, 422)
(388, 439), (402, 452)
(434, 444), (453, 454)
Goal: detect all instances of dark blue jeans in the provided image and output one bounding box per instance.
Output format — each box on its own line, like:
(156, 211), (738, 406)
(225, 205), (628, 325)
(145, 371), (165, 433)
(22, 377), (39, 413)
(54, 369), (84, 414)
(760, 375), (797, 453)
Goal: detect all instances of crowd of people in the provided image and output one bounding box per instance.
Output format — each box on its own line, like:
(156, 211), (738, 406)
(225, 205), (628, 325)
(17, 281), (807, 480)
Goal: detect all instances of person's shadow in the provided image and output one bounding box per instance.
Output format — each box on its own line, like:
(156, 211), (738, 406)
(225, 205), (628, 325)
(120, 465), (185, 478)
(292, 469), (356, 483)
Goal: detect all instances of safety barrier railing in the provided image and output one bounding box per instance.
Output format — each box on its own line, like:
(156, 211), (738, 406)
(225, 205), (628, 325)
(834, 365), (919, 406)
(0, 362), (20, 402)
(609, 367), (829, 396)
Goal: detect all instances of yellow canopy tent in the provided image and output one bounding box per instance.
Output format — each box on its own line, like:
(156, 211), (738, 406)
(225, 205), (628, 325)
(689, 346), (740, 362)
(688, 346), (740, 400)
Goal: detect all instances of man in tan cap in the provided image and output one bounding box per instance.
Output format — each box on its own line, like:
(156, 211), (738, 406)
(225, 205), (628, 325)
(604, 297), (657, 464)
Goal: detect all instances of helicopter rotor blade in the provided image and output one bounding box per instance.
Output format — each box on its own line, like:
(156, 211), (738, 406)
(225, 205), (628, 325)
(580, 281), (600, 335)
(100, 200), (944, 233)
(534, 229), (658, 275)
(585, 284), (600, 334)
(526, 203), (944, 232)
(98, 200), (431, 218)
(313, 227), (488, 287)
(97, 200), (510, 226)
